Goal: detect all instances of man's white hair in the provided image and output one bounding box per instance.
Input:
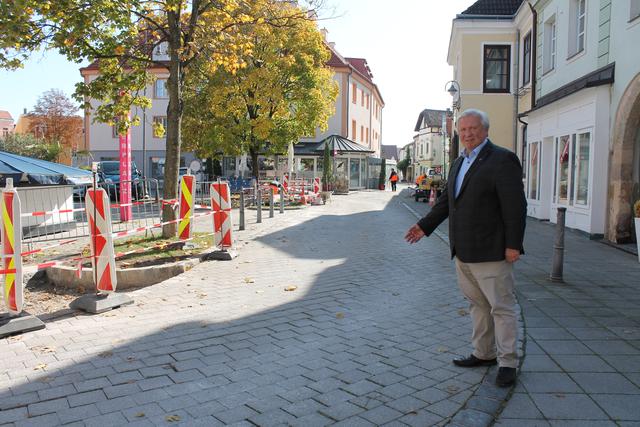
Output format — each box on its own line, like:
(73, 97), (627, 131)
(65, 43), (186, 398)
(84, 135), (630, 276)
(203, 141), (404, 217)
(458, 109), (490, 130)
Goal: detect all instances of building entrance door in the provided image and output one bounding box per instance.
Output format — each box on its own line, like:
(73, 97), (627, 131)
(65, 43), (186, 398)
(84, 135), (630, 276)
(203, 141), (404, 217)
(349, 158), (360, 188)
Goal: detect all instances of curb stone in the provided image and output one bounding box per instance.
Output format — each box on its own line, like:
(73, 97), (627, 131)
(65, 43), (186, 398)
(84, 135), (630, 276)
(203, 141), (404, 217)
(399, 192), (526, 427)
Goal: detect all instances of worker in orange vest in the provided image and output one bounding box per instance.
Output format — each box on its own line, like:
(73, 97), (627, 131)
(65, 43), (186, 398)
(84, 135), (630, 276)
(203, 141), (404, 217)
(389, 169), (399, 192)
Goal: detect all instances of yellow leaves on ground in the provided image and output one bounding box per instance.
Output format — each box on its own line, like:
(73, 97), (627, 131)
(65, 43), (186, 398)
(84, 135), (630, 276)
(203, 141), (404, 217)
(284, 285), (297, 292)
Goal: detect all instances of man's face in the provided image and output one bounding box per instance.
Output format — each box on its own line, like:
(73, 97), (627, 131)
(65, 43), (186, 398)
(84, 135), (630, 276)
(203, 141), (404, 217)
(458, 115), (489, 153)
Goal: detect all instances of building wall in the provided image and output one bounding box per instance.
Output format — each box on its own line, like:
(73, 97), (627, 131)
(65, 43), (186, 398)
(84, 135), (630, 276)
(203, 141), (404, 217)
(457, 32), (518, 150)
(609, 1), (640, 120)
(305, 72), (345, 142)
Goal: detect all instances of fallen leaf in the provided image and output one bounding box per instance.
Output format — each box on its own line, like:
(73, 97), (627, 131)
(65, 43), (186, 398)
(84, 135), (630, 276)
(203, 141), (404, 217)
(554, 393), (566, 399)
(244, 277), (255, 284)
(37, 376), (55, 383)
(165, 415), (181, 422)
(33, 363), (47, 371)
(284, 286), (297, 292)
(98, 351), (113, 358)
(336, 312), (345, 319)
(126, 356), (136, 361)
(457, 309), (469, 316)
(31, 345), (56, 354)
(446, 385), (460, 393)
(135, 412), (145, 418)
(436, 346), (448, 353)
(76, 286), (85, 294)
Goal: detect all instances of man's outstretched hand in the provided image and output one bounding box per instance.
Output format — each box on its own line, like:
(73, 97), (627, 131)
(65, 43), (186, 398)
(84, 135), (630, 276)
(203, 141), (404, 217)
(405, 224), (425, 244)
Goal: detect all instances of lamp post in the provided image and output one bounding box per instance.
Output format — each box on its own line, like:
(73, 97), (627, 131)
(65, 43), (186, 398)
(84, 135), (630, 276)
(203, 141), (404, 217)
(445, 80), (461, 174)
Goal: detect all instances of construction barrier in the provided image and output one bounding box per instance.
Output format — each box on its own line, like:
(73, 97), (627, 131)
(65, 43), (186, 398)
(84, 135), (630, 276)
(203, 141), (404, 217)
(178, 174), (195, 240)
(313, 177), (320, 194)
(282, 174), (289, 194)
(429, 189), (436, 207)
(211, 182), (233, 248)
(86, 188), (117, 293)
(1, 179), (23, 315)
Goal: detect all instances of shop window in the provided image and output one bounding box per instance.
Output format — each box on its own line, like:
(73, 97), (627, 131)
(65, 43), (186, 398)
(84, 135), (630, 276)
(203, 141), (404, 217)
(554, 132), (591, 206)
(528, 141), (540, 200)
(483, 45), (511, 93)
(574, 132), (590, 205)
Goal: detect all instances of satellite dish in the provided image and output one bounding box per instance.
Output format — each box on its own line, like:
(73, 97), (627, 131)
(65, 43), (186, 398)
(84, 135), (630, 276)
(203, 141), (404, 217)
(189, 160), (201, 172)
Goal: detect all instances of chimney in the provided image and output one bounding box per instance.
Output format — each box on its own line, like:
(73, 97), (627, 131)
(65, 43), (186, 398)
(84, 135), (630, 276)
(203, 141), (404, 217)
(320, 28), (328, 41)
(23, 108), (27, 115)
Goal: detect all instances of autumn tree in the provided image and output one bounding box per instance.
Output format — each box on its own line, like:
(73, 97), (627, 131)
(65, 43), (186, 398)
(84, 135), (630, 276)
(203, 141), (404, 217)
(182, 1), (338, 178)
(27, 89), (82, 160)
(0, 0), (322, 235)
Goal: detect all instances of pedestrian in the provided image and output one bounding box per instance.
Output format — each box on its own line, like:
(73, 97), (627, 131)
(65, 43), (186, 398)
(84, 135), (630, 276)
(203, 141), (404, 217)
(389, 168), (398, 192)
(404, 109), (527, 388)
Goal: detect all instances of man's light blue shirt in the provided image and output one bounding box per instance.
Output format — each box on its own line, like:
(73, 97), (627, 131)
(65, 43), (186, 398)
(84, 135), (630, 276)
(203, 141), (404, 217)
(455, 139), (488, 198)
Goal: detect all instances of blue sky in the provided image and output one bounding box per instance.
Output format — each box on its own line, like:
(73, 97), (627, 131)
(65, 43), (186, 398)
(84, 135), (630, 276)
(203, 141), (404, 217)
(0, 0), (468, 147)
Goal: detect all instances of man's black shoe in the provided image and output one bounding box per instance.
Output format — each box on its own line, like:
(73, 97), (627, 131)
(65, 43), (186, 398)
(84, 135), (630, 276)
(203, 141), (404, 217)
(495, 367), (517, 387)
(452, 354), (497, 367)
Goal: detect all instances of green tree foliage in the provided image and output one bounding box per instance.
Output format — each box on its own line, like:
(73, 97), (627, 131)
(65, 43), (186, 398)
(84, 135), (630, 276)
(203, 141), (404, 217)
(396, 149), (411, 178)
(0, 133), (61, 162)
(182, 1), (338, 178)
(379, 158), (386, 188)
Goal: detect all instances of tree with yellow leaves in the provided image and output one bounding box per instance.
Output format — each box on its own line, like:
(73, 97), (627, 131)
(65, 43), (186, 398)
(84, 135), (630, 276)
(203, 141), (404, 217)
(182, 1), (338, 178)
(0, 0), (323, 235)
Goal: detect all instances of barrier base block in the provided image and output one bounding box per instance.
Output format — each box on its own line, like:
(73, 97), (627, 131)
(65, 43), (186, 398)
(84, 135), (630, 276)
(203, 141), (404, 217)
(0, 312), (46, 338)
(203, 249), (238, 261)
(70, 293), (134, 314)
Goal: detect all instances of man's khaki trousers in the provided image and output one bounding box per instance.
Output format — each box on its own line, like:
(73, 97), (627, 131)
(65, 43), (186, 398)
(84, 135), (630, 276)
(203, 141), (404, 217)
(454, 258), (518, 368)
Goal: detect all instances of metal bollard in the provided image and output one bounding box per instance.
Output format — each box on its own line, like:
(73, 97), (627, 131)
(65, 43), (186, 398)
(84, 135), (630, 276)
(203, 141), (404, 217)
(256, 189), (262, 223)
(550, 207), (567, 283)
(239, 191), (245, 231)
(279, 186), (285, 214)
(269, 189), (274, 218)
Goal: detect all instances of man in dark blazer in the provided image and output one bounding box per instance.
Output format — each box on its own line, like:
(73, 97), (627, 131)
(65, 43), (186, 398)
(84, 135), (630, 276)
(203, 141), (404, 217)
(405, 109), (527, 387)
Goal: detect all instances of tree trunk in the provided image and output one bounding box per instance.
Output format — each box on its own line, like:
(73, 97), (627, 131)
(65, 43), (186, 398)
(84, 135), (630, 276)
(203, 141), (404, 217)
(250, 146), (259, 180)
(162, 10), (183, 238)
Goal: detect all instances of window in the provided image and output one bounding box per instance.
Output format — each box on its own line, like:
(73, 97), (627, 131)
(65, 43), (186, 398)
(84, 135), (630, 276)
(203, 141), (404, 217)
(366, 127), (369, 143)
(352, 83), (357, 103)
(631, 0), (640, 21)
(361, 90), (364, 107)
(483, 45), (511, 93)
(574, 132), (590, 205)
(155, 79), (168, 98)
(522, 32), (532, 86)
(366, 94), (370, 109)
(152, 42), (169, 61)
(360, 125), (364, 142)
(543, 17), (556, 73)
(554, 132), (591, 206)
(569, 0), (586, 57)
(153, 116), (167, 138)
(352, 120), (356, 139)
(528, 141), (540, 200)
(555, 135), (571, 205)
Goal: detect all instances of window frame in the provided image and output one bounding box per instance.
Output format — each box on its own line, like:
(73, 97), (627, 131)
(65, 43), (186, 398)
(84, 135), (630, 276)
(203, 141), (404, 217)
(631, 0), (640, 22)
(522, 32), (532, 86)
(482, 44), (511, 93)
(568, 0), (587, 58)
(543, 17), (557, 74)
(154, 79), (168, 99)
(553, 131), (592, 207)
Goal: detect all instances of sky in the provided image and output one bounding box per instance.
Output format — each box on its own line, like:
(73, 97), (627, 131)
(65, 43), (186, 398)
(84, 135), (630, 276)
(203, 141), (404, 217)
(0, 0), (469, 148)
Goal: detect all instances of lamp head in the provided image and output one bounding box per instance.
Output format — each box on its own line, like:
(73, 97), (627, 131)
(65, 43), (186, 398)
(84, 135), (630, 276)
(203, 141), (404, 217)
(447, 83), (458, 97)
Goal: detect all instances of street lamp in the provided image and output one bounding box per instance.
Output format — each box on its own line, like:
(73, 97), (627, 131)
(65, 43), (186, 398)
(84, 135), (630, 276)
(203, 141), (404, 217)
(445, 80), (461, 110)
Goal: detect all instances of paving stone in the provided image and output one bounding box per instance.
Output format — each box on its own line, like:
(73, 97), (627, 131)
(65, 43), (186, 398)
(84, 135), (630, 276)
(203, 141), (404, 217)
(28, 397), (69, 416)
(519, 372), (582, 393)
(358, 404), (403, 425)
(213, 405), (259, 424)
(0, 406), (27, 424)
(14, 413), (61, 427)
(591, 394), (640, 421)
(289, 412), (334, 427)
(529, 393), (609, 420)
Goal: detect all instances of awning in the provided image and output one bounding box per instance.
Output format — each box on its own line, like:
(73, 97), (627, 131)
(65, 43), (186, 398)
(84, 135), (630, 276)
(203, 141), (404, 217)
(294, 135), (374, 156)
(0, 151), (93, 186)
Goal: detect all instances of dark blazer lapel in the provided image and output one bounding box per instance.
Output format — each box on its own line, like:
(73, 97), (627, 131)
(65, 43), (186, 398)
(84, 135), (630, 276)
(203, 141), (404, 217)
(449, 156), (464, 197)
(457, 141), (494, 199)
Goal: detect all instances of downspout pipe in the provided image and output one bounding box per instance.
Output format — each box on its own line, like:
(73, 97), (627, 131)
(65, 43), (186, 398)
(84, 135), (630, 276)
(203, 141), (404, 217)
(514, 29), (520, 153)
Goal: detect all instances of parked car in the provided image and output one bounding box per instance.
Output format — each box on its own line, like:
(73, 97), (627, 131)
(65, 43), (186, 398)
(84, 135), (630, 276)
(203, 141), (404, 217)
(97, 161), (145, 199)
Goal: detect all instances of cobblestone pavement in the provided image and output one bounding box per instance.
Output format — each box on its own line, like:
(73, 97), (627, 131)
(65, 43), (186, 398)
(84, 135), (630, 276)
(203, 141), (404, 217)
(405, 185), (640, 426)
(1, 188), (496, 426)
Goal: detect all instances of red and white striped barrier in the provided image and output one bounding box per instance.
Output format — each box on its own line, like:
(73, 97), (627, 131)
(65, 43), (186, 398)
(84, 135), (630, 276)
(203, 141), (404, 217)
(282, 174), (289, 194)
(1, 179), (23, 315)
(86, 188), (117, 293)
(178, 175), (195, 240)
(429, 189), (436, 207)
(313, 177), (320, 194)
(211, 182), (233, 248)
